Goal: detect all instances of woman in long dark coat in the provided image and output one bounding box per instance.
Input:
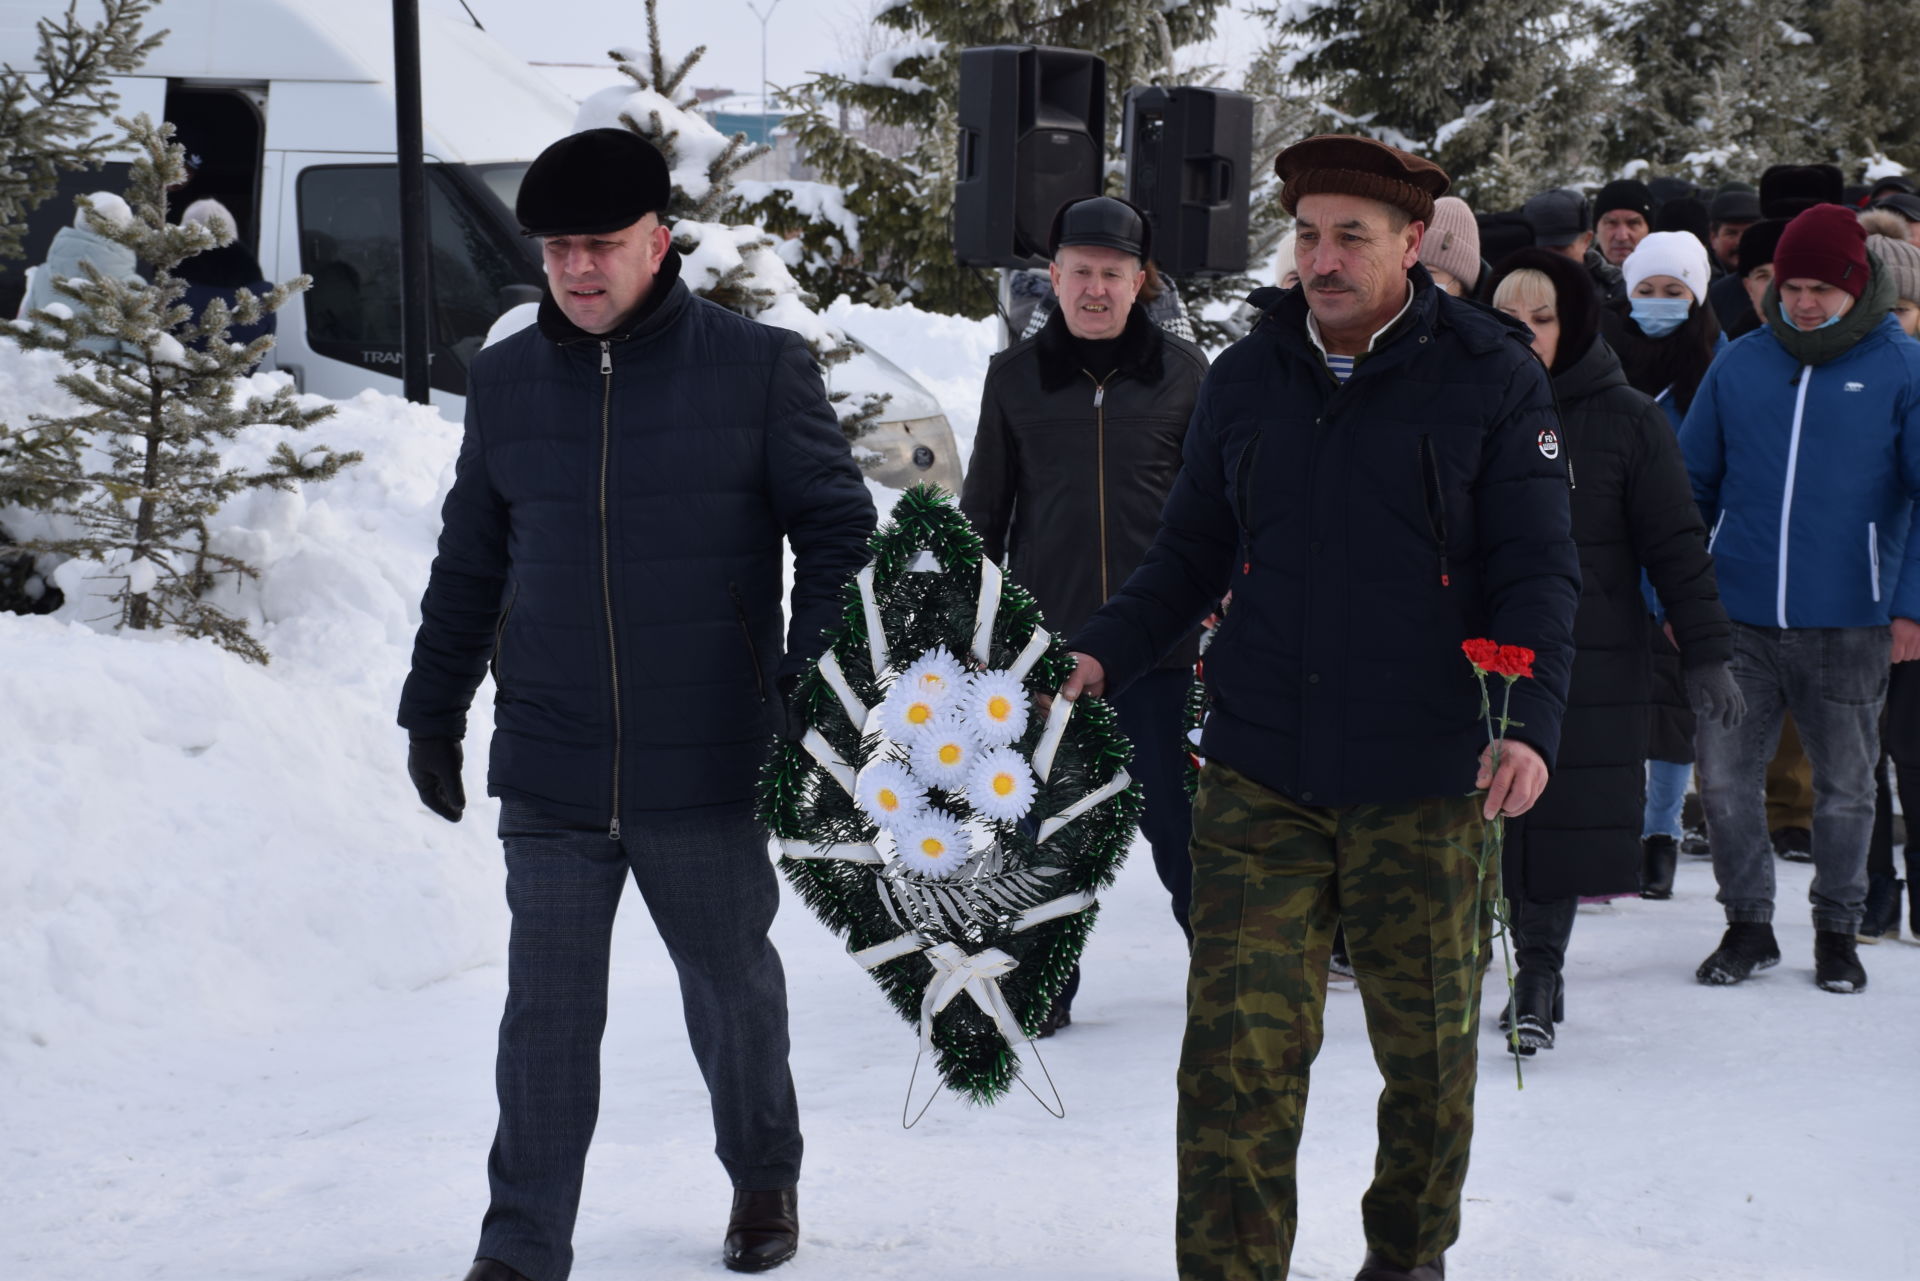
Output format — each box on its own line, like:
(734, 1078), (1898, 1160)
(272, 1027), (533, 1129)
(1487, 248), (1737, 1053)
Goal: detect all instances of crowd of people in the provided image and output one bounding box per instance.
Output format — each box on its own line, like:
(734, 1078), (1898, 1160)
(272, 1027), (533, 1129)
(386, 123), (1918, 1281)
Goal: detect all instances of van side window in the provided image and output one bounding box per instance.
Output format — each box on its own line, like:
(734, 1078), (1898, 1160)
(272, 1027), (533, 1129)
(297, 165), (533, 395)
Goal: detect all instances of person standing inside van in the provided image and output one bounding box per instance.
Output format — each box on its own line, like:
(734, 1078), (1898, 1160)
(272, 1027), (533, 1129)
(398, 129), (875, 1280)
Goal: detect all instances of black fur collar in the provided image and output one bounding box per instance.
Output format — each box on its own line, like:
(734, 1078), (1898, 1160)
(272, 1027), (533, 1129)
(1034, 301), (1166, 393)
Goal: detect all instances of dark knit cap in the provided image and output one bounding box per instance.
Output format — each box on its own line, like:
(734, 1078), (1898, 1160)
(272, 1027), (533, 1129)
(1773, 204), (1871, 299)
(1523, 188), (1588, 246)
(1736, 219), (1789, 278)
(516, 128), (672, 236)
(1759, 163), (1844, 219)
(1657, 197), (1711, 246)
(1274, 134), (1450, 226)
(1709, 188), (1762, 224)
(1593, 179), (1654, 224)
(1048, 195), (1152, 261)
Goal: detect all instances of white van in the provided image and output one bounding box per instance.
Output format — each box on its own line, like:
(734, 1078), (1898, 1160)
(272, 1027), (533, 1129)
(0, 0), (961, 490)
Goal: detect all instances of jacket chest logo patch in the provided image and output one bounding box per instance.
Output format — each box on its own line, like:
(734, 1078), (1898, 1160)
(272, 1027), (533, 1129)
(1537, 427), (1561, 460)
(1845, 381), (1865, 392)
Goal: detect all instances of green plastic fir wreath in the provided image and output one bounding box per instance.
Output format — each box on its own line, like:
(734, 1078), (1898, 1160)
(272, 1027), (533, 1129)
(759, 484), (1141, 1108)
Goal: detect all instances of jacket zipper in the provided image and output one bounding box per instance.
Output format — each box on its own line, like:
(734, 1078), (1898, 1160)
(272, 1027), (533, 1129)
(489, 580), (520, 688)
(1419, 433), (1450, 587)
(599, 339), (623, 841)
(1870, 522), (1882, 602)
(1237, 435), (1263, 576)
(1777, 365), (1813, 628)
(730, 581), (767, 700)
(1708, 509), (1727, 553)
(1086, 370), (1113, 601)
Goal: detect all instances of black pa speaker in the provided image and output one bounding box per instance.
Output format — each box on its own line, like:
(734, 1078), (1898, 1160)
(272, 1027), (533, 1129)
(954, 45), (1106, 269)
(1123, 86), (1253, 277)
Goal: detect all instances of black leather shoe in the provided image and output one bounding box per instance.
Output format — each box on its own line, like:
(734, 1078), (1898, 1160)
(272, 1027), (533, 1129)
(1355, 1249), (1445, 1280)
(463, 1261), (532, 1281)
(724, 1187), (798, 1273)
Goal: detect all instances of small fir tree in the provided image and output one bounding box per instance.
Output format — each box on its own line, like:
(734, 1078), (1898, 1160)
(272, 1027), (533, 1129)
(579, 0), (887, 438)
(0, 115), (359, 665)
(0, 0), (163, 262)
(1801, 0), (1920, 177)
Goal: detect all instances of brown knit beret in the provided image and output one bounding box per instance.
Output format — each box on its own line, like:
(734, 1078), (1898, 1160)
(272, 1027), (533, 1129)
(1274, 134), (1451, 226)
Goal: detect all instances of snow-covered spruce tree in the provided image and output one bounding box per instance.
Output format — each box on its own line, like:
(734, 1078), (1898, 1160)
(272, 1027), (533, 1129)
(580, 0), (886, 439)
(1267, 0), (1610, 209)
(762, 485), (1139, 1105)
(1800, 0), (1920, 177)
(0, 0), (162, 262)
(0, 115), (358, 665)
(1600, 0), (1823, 183)
(765, 0), (1226, 321)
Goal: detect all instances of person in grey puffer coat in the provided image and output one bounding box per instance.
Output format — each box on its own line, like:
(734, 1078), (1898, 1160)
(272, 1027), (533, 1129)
(19, 192), (145, 350)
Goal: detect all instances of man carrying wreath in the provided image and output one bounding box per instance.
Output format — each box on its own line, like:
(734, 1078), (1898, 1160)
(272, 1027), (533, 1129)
(1063, 136), (1581, 1281)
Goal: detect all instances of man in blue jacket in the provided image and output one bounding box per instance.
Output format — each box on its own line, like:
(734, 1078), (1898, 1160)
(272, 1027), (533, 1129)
(1682, 203), (1920, 996)
(1064, 136), (1580, 1281)
(397, 130), (876, 1281)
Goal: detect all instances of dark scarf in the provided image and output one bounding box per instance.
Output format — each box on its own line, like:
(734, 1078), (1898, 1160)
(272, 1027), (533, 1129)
(536, 245), (684, 345)
(1603, 294), (1719, 412)
(1034, 300), (1165, 393)
(1763, 256), (1896, 367)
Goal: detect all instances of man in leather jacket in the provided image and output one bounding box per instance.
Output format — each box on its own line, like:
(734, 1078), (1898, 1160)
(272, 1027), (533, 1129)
(960, 195), (1210, 1033)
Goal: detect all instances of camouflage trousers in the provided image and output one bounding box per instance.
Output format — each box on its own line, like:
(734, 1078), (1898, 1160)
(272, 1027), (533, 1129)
(1176, 762), (1491, 1280)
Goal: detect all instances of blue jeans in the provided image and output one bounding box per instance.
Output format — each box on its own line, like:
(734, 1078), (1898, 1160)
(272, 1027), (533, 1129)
(1696, 624), (1889, 934)
(1643, 759), (1690, 839)
(478, 796), (803, 1281)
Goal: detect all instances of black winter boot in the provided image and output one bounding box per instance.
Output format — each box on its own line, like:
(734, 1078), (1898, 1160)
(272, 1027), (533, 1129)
(1355, 1250), (1445, 1280)
(1858, 876), (1904, 943)
(1696, 922), (1781, 985)
(723, 1187), (799, 1272)
(1640, 835), (1678, 900)
(1814, 931), (1868, 993)
(1771, 826), (1813, 862)
(1507, 967), (1563, 1056)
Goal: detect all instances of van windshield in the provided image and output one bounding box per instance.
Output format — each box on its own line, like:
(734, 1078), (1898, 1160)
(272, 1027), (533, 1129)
(471, 163), (531, 216)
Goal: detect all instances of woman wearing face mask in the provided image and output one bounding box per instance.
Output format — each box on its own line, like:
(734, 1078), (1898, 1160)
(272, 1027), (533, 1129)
(1601, 231), (1727, 897)
(1485, 249), (1736, 1054)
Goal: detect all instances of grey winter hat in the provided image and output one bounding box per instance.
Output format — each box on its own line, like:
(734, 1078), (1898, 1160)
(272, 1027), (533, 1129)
(1868, 233), (1920, 304)
(1709, 189), (1762, 224)
(1523, 188), (1588, 247)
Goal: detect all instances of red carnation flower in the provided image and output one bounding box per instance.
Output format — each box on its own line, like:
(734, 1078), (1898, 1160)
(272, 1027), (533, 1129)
(1489, 644), (1536, 679)
(1462, 638), (1499, 670)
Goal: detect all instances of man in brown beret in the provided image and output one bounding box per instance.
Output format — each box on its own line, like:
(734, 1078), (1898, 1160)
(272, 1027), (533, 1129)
(1065, 135), (1580, 1281)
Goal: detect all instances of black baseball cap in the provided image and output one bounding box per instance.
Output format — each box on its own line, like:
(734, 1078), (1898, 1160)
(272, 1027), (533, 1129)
(1522, 188), (1588, 247)
(1049, 195), (1152, 262)
(1872, 192), (1920, 225)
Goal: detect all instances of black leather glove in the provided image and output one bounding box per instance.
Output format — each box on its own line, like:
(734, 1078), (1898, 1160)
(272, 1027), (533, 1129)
(407, 736), (465, 822)
(1686, 663), (1746, 732)
(775, 673), (810, 743)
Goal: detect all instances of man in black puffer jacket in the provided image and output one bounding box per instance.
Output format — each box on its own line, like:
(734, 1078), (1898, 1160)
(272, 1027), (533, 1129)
(961, 195), (1209, 1033)
(1064, 136), (1580, 1281)
(398, 130), (875, 1281)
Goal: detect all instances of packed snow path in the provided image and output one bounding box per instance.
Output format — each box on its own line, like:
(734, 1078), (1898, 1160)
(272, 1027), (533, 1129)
(6, 845), (1916, 1280)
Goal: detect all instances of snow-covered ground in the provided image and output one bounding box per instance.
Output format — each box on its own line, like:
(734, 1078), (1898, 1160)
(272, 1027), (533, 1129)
(5, 308), (1919, 1281)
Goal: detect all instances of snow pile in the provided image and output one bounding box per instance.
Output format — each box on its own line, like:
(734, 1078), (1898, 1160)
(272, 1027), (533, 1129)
(0, 347), (505, 1055)
(824, 38), (946, 94)
(574, 81), (733, 207)
(734, 179), (862, 255)
(674, 218), (843, 351)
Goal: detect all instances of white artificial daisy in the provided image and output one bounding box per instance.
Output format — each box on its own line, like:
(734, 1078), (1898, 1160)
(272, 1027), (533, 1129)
(900, 646), (967, 705)
(908, 710), (980, 789)
(893, 812), (972, 878)
(962, 668), (1030, 746)
(855, 758), (927, 828)
(878, 679), (944, 743)
(966, 747), (1037, 822)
